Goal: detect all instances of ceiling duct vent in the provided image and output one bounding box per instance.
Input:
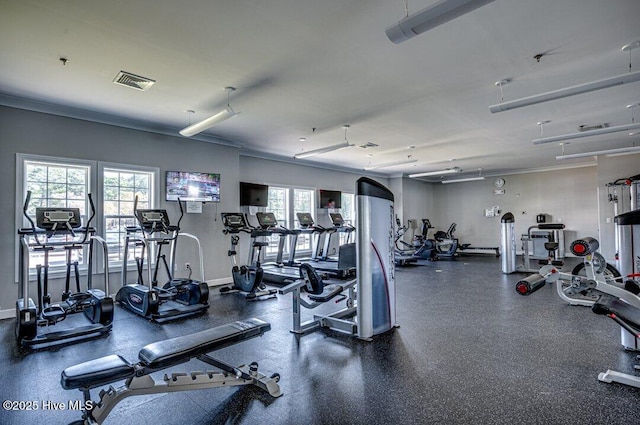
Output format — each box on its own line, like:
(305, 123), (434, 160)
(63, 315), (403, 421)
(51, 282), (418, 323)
(113, 71), (156, 91)
(577, 123), (609, 132)
(358, 142), (379, 149)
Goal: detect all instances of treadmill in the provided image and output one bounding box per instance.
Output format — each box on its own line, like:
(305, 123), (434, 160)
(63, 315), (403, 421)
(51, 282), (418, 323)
(251, 212), (300, 285)
(294, 212), (356, 279)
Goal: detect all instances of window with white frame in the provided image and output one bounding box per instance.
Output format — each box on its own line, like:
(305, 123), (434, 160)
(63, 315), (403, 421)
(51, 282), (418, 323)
(18, 155), (93, 273)
(101, 165), (157, 267)
(339, 192), (356, 245)
(293, 188), (315, 252)
(16, 155), (159, 279)
(266, 186), (288, 257)
(264, 186), (316, 259)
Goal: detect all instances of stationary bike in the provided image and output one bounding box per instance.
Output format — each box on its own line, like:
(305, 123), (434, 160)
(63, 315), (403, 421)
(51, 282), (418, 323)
(410, 219), (438, 260)
(432, 222), (459, 259)
(220, 213), (277, 301)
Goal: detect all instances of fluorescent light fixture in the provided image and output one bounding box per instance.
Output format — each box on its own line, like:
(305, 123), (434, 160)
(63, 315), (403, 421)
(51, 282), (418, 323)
(489, 70), (640, 113)
(294, 142), (353, 159)
(441, 176), (485, 184)
(295, 124), (355, 159)
(409, 167), (461, 178)
(556, 146), (640, 160)
(180, 87), (239, 137)
(179, 106), (238, 137)
(533, 122), (640, 145)
(386, 0), (496, 44)
(364, 158), (417, 170)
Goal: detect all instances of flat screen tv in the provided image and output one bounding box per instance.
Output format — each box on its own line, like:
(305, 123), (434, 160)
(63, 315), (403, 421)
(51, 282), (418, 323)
(319, 189), (342, 209)
(239, 182), (269, 207)
(166, 171), (220, 202)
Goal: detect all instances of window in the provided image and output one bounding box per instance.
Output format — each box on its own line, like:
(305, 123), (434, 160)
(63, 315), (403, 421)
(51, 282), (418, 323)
(339, 192), (356, 245)
(264, 186), (316, 259)
(17, 155), (93, 274)
(266, 187), (289, 256)
(101, 165), (157, 266)
(293, 188), (315, 252)
(16, 155), (159, 280)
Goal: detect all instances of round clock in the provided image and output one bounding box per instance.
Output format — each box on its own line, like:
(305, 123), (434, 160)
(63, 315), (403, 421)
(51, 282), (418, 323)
(494, 178), (505, 188)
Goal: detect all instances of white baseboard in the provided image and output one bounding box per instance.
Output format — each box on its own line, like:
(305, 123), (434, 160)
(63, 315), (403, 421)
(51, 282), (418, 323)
(206, 277), (232, 287)
(0, 308), (14, 320)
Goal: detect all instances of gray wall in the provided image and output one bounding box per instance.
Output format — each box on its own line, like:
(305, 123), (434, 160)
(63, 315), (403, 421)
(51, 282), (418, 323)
(425, 162), (640, 261)
(430, 167), (600, 255)
(391, 177), (434, 242)
(239, 155), (388, 194)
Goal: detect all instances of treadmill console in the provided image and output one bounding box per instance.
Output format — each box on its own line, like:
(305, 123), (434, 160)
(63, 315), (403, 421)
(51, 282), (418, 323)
(221, 213), (247, 229)
(256, 212), (278, 229)
(329, 213), (344, 226)
(296, 212), (314, 228)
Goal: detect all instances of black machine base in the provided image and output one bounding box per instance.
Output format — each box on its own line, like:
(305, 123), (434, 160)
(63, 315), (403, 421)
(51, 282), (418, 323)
(116, 280), (209, 322)
(16, 295), (114, 348)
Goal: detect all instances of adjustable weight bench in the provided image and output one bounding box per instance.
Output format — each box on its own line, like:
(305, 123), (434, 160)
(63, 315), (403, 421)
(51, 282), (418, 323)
(61, 318), (282, 424)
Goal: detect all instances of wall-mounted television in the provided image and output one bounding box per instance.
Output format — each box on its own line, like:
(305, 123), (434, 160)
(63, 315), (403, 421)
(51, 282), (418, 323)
(166, 171), (220, 202)
(240, 182), (269, 207)
(319, 189), (342, 209)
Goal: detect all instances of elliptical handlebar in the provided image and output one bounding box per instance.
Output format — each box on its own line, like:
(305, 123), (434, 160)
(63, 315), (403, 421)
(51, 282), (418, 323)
(77, 193), (97, 245)
(176, 197), (184, 230)
(22, 191), (42, 246)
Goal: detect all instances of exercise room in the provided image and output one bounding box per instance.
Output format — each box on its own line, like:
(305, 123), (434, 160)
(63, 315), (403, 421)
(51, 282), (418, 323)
(1, 1), (639, 424)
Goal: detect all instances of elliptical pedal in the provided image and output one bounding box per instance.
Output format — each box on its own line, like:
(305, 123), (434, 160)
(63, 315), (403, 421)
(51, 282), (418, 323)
(40, 305), (67, 325)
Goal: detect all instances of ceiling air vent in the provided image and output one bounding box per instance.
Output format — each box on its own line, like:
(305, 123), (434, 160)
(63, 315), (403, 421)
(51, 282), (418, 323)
(578, 123), (609, 132)
(113, 71), (156, 91)
(358, 142), (379, 149)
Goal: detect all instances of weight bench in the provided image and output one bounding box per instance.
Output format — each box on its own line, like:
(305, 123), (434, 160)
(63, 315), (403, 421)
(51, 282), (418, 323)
(61, 318), (282, 424)
(592, 295), (640, 389)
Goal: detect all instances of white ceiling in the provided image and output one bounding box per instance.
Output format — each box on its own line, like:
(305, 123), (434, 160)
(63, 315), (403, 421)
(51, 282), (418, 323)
(1, 0), (639, 180)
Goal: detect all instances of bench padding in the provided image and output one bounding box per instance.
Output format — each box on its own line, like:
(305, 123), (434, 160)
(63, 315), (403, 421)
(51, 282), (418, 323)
(61, 354), (134, 390)
(138, 318), (270, 370)
(592, 295), (640, 330)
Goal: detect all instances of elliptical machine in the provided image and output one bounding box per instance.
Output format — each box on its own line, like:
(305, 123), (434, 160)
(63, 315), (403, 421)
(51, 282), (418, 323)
(394, 217), (418, 266)
(116, 197), (209, 321)
(16, 191), (113, 347)
(220, 213), (277, 301)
